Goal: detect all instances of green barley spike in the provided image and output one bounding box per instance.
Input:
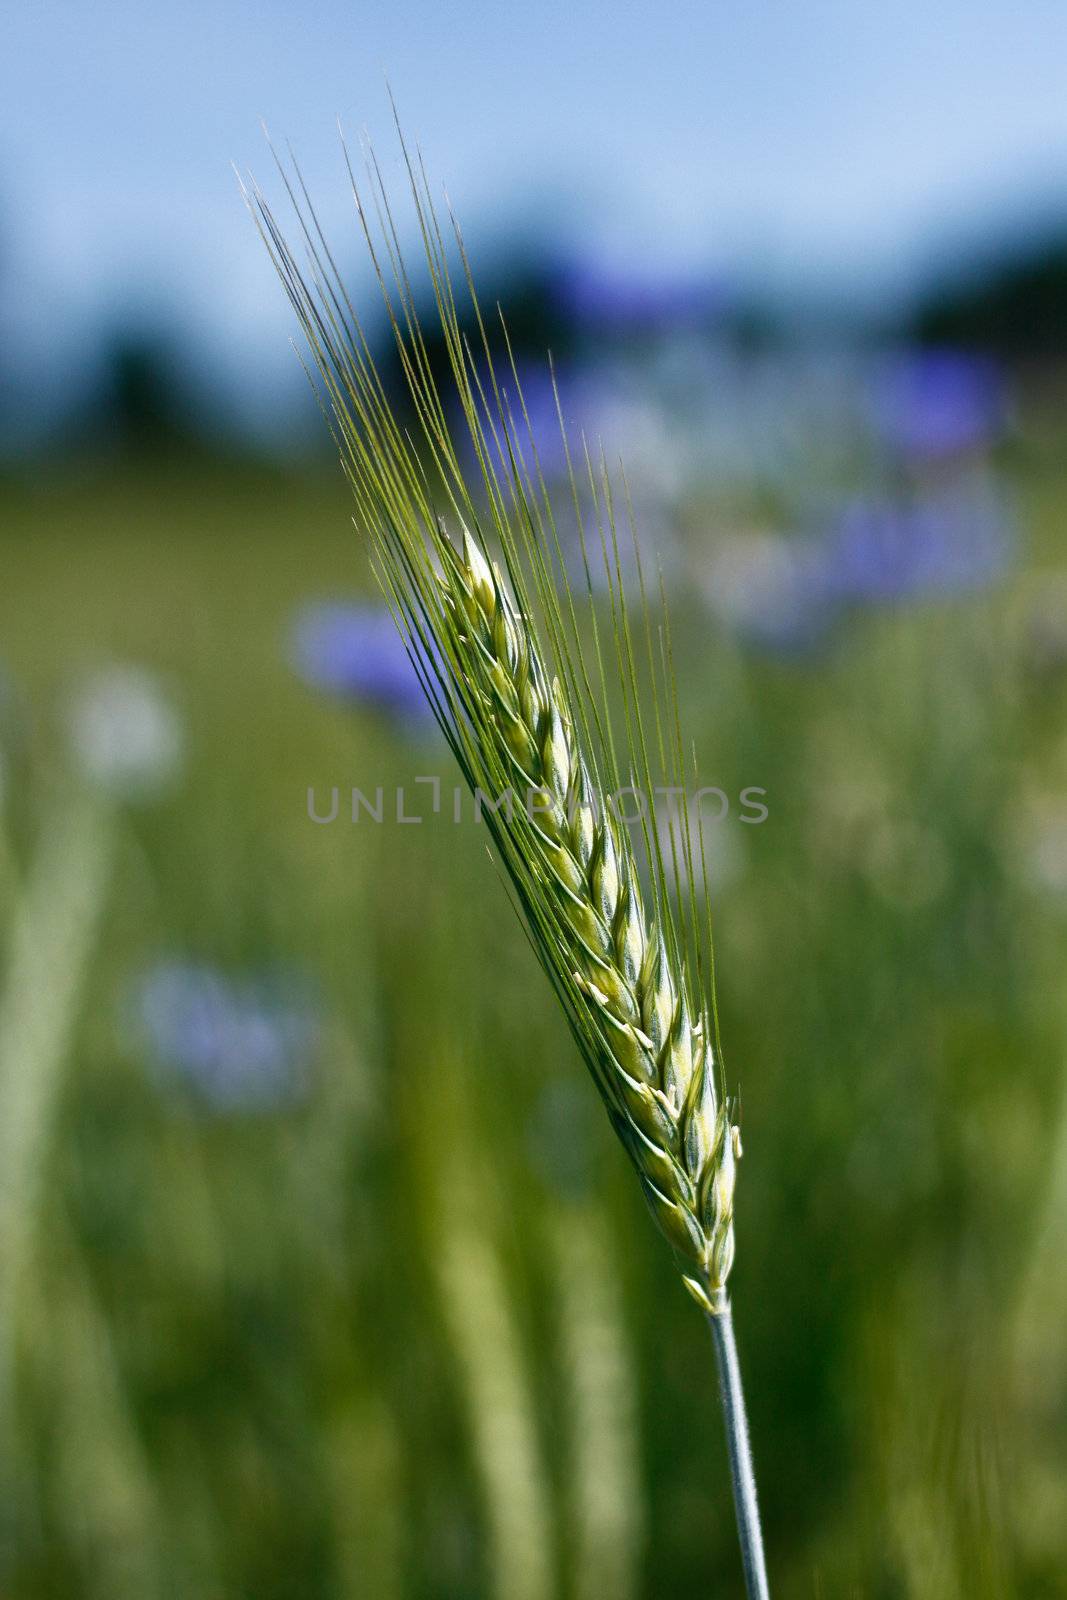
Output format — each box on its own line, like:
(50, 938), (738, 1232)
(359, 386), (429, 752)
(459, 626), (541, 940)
(244, 112), (769, 1598)
(440, 525), (737, 1310)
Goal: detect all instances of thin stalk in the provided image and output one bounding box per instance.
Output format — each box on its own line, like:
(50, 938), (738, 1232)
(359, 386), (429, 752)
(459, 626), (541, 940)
(0, 792), (114, 1406)
(708, 1303), (770, 1600)
(549, 1203), (643, 1600)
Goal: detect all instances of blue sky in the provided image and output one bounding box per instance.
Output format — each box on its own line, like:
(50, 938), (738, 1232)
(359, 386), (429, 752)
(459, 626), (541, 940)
(4, 0), (1067, 424)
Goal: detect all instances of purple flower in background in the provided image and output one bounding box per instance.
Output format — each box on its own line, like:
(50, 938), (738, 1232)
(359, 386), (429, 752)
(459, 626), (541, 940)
(494, 361), (576, 481)
(701, 480), (1014, 656)
(459, 354), (685, 517)
(871, 350), (1007, 463)
(290, 602), (436, 727)
(550, 258), (725, 335)
(454, 358), (614, 484)
(824, 484), (1014, 605)
(132, 960), (318, 1112)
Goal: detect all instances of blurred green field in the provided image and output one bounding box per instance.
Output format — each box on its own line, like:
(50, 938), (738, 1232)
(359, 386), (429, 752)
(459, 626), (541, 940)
(2, 437), (1067, 1598)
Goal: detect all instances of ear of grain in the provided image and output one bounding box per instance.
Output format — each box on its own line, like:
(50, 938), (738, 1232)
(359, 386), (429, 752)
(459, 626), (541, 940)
(244, 142), (740, 1310)
(437, 526), (736, 1308)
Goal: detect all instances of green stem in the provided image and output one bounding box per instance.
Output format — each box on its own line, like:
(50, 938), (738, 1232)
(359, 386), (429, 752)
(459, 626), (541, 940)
(708, 1302), (770, 1600)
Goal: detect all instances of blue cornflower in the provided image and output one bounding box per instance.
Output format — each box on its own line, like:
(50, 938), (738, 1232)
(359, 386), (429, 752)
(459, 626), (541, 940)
(132, 960), (318, 1112)
(871, 349), (1006, 463)
(824, 484), (1013, 605)
(455, 359), (612, 484)
(550, 258), (724, 335)
(701, 480), (1014, 657)
(290, 601), (437, 727)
